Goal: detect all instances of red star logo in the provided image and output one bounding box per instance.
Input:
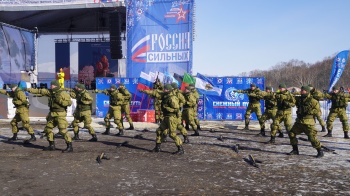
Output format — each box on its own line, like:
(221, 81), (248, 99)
(176, 5), (190, 23)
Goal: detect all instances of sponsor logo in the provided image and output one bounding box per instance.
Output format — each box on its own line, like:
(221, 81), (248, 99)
(236, 113), (242, 120)
(226, 113), (232, 119)
(103, 100), (110, 108)
(225, 87), (244, 101)
(216, 113), (223, 120)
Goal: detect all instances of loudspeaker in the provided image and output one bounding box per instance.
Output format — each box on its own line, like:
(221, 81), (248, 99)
(109, 12), (123, 59)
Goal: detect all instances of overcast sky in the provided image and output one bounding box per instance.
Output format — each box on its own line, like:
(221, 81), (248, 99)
(193, 0), (350, 76)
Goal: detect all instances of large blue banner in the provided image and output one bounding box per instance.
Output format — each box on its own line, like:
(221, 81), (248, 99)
(328, 50), (349, 92)
(55, 43), (70, 80)
(126, 0), (194, 78)
(198, 77), (265, 121)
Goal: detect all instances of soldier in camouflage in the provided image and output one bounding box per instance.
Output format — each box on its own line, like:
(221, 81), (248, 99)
(0, 83), (36, 142)
(95, 84), (125, 136)
(323, 86), (350, 138)
(188, 83), (201, 131)
(26, 80), (73, 152)
(308, 84), (326, 132)
(287, 85), (323, 158)
(152, 84), (184, 155)
(234, 83), (263, 130)
(70, 83), (97, 141)
(183, 86), (199, 137)
(118, 83), (134, 130)
(267, 84), (296, 144)
(139, 83), (163, 123)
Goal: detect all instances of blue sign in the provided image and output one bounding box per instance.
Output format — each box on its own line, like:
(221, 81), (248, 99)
(328, 50), (349, 92)
(126, 0), (194, 78)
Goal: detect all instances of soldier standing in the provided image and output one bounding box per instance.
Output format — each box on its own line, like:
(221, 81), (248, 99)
(0, 84), (36, 142)
(183, 86), (199, 137)
(188, 83), (201, 131)
(70, 83), (97, 141)
(267, 84), (296, 144)
(323, 86), (350, 138)
(151, 84), (184, 154)
(118, 83), (134, 130)
(234, 83), (263, 130)
(95, 84), (125, 136)
(287, 85), (324, 158)
(26, 80), (73, 152)
(257, 86), (278, 137)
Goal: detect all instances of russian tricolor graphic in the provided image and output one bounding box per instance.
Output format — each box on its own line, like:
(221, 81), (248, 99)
(131, 35), (150, 62)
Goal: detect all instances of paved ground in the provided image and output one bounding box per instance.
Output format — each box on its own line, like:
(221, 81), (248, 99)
(0, 117), (349, 195)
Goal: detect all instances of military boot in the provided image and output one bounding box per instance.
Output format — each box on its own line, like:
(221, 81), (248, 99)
(197, 124), (202, 131)
(278, 132), (284, 138)
(344, 132), (350, 139)
(102, 128), (110, 135)
(243, 125), (249, 131)
(316, 148), (324, 158)
(25, 133), (36, 143)
(173, 145), (184, 155)
(323, 130), (332, 137)
(62, 142), (73, 153)
(8, 133), (18, 141)
(185, 124), (190, 130)
(151, 143), (161, 152)
(243, 120), (249, 130)
(183, 135), (190, 144)
(89, 134), (98, 142)
(161, 135), (168, 142)
(320, 126), (326, 132)
(266, 136), (275, 144)
(256, 128), (265, 137)
(126, 124), (134, 130)
(43, 141), (56, 151)
(116, 129), (124, 136)
(191, 130), (200, 136)
(287, 145), (299, 155)
(72, 133), (81, 140)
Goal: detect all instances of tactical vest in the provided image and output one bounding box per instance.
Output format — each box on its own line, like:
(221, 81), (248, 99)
(276, 91), (293, 110)
(49, 89), (70, 112)
(76, 90), (92, 111)
(109, 90), (122, 106)
(12, 89), (28, 108)
(161, 92), (178, 116)
(248, 88), (262, 103)
(331, 92), (348, 108)
(296, 95), (315, 119)
(264, 92), (277, 109)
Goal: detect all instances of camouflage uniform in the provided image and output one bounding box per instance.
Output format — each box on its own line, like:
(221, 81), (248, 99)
(268, 84), (296, 144)
(288, 85), (323, 158)
(257, 86), (280, 137)
(235, 83), (263, 130)
(152, 84), (184, 155)
(162, 83), (189, 143)
(183, 86), (199, 136)
(27, 80), (73, 152)
(118, 84), (134, 130)
(323, 86), (350, 138)
(0, 84), (36, 142)
(95, 84), (125, 136)
(69, 84), (97, 141)
(189, 84), (201, 130)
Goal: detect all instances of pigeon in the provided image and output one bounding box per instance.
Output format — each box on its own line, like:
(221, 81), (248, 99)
(217, 135), (225, 142)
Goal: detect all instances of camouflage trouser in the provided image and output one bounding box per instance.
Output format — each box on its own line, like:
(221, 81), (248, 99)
(183, 108), (197, 131)
(259, 108), (277, 130)
(245, 102), (262, 125)
(104, 105), (123, 129)
(44, 111), (72, 143)
(156, 115), (182, 146)
(164, 112), (188, 136)
(271, 109), (293, 137)
(72, 110), (95, 135)
(289, 119), (321, 149)
(326, 108), (349, 132)
(121, 104), (133, 124)
(315, 107), (325, 127)
(11, 107), (34, 135)
(154, 103), (163, 122)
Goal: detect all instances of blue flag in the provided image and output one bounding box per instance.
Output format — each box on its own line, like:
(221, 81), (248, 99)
(195, 73), (222, 96)
(328, 50), (349, 92)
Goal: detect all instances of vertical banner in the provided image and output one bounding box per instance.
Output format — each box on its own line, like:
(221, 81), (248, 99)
(78, 42), (118, 88)
(126, 0), (194, 78)
(328, 50), (349, 92)
(202, 77), (265, 121)
(55, 43), (70, 80)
